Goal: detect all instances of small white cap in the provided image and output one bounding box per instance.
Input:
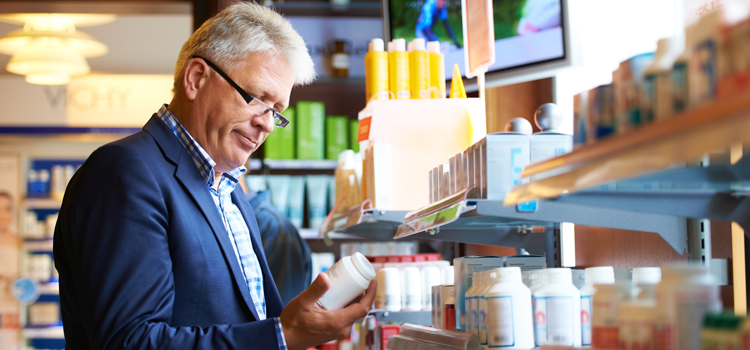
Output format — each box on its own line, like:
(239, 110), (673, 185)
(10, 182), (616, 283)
(504, 118), (533, 135)
(427, 41), (440, 54)
(441, 266), (454, 284)
(585, 266), (615, 285)
(410, 38), (426, 52)
(393, 38), (407, 52)
(338, 149), (356, 169)
(633, 267), (662, 285)
(370, 38), (384, 52)
(387, 41), (396, 53)
(490, 267), (522, 284)
(546, 268), (572, 284)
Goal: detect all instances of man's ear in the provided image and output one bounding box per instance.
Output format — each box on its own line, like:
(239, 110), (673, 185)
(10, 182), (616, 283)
(183, 59), (208, 101)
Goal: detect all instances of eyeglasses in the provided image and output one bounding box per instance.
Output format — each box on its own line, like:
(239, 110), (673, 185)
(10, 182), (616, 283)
(193, 56), (290, 128)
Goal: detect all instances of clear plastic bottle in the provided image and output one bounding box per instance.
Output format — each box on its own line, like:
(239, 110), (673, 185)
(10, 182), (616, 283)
(580, 266), (615, 347)
(484, 267), (534, 349)
(533, 268), (582, 347)
(618, 300), (657, 350)
(654, 263), (721, 350)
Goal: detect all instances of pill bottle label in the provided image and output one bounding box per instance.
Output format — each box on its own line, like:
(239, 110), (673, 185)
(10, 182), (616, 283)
(487, 296), (514, 347)
(581, 295), (592, 346)
(631, 320), (655, 350)
(533, 296), (574, 346)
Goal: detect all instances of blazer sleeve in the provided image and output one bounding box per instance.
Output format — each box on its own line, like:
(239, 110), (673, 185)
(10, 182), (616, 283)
(54, 143), (281, 350)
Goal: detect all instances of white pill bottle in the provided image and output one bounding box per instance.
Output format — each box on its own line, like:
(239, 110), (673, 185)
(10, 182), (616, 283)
(375, 267), (401, 311)
(484, 267), (534, 349)
(654, 263), (721, 350)
(318, 252), (376, 310)
(533, 268), (582, 347)
(580, 266), (615, 347)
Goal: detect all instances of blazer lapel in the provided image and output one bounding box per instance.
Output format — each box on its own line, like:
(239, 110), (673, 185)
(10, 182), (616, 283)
(145, 116), (260, 321)
(232, 189), (284, 318)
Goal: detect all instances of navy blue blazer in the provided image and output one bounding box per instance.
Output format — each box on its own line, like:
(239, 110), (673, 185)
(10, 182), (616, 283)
(53, 115), (285, 349)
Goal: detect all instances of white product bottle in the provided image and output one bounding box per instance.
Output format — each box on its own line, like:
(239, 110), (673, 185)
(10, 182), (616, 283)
(591, 283), (630, 349)
(529, 269), (549, 295)
(318, 252), (376, 310)
(632, 267), (661, 300)
(400, 266), (422, 311)
(484, 267), (534, 349)
(477, 271), (494, 347)
(580, 266), (615, 347)
(441, 265), (454, 285)
(654, 263), (721, 350)
(420, 266), (441, 311)
(470, 271), (486, 336)
(464, 272), (480, 334)
(375, 267), (401, 311)
(533, 268), (582, 347)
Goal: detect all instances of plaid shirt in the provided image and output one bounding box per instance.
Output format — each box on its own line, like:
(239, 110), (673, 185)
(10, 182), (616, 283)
(157, 105), (287, 350)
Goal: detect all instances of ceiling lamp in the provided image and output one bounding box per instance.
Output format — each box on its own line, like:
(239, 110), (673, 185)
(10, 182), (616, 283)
(0, 13), (115, 85)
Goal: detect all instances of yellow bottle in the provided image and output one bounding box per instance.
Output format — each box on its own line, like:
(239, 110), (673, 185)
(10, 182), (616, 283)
(365, 38), (389, 102)
(408, 38), (430, 99)
(388, 38), (410, 100)
(427, 41), (446, 98)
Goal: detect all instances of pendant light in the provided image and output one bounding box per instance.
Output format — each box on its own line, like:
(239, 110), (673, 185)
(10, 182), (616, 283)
(0, 13), (114, 85)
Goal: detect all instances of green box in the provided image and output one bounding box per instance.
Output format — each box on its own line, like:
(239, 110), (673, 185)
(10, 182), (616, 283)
(350, 120), (359, 153)
(296, 101), (325, 160)
(326, 116), (349, 160)
(264, 107), (295, 159)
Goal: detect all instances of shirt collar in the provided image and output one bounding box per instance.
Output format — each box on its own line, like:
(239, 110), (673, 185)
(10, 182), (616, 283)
(157, 104), (247, 188)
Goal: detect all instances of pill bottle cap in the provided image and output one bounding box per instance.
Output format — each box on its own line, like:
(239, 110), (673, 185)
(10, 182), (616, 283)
(393, 38), (406, 52)
(585, 266), (615, 285)
(546, 268), (572, 284)
(410, 38), (425, 52)
(489, 267), (522, 284)
(352, 252), (376, 281)
(632, 267), (661, 285)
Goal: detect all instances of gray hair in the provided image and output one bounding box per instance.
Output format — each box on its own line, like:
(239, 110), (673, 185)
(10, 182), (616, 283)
(173, 2), (315, 94)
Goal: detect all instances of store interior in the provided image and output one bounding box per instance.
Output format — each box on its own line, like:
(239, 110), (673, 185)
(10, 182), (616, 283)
(0, 0), (749, 349)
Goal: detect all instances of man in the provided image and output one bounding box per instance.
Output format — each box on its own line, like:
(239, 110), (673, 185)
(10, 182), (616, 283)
(53, 3), (375, 349)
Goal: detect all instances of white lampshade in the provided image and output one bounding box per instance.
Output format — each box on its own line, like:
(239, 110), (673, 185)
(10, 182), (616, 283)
(0, 29), (108, 58)
(7, 37), (90, 85)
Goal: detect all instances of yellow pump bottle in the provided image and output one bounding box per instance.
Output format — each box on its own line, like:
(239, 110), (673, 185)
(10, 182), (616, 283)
(365, 38), (389, 102)
(427, 41), (446, 98)
(408, 38), (430, 99)
(388, 38), (410, 100)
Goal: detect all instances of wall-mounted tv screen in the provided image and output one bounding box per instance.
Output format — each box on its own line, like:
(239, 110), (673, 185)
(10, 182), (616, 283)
(383, 0), (568, 80)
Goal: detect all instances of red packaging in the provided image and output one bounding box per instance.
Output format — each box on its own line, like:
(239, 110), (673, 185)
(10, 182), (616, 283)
(380, 325), (400, 350)
(387, 256), (401, 263)
(400, 255), (415, 263)
(373, 256), (389, 263)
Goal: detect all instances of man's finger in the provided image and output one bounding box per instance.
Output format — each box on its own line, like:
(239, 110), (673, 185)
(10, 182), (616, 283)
(298, 273), (331, 304)
(358, 280), (377, 309)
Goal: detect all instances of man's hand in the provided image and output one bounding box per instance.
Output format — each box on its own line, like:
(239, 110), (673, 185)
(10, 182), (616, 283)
(280, 273), (377, 350)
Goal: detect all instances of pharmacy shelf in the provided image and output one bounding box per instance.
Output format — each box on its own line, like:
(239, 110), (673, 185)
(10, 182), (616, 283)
(506, 85), (750, 206)
(298, 228), (360, 239)
(324, 200), (408, 240)
(262, 159), (338, 170)
(24, 198), (62, 209)
(392, 186), (688, 253)
(24, 239), (54, 252)
(361, 310), (432, 326)
(23, 326), (64, 339)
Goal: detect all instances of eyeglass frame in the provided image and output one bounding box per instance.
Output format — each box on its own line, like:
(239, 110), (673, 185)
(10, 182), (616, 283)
(192, 55), (290, 128)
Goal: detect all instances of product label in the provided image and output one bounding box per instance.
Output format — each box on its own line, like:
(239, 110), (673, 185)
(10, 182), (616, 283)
(403, 295), (420, 309)
(581, 295), (592, 346)
(592, 326), (619, 349)
(672, 62), (688, 112)
(690, 39), (717, 106)
(332, 53), (349, 69)
(470, 297), (479, 335)
(487, 296), (514, 347)
(397, 91), (410, 99)
(631, 320), (655, 350)
(533, 296), (574, 346)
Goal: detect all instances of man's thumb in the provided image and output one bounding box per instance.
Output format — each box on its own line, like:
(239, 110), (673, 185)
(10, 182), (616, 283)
(301, 273), (331, 303)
